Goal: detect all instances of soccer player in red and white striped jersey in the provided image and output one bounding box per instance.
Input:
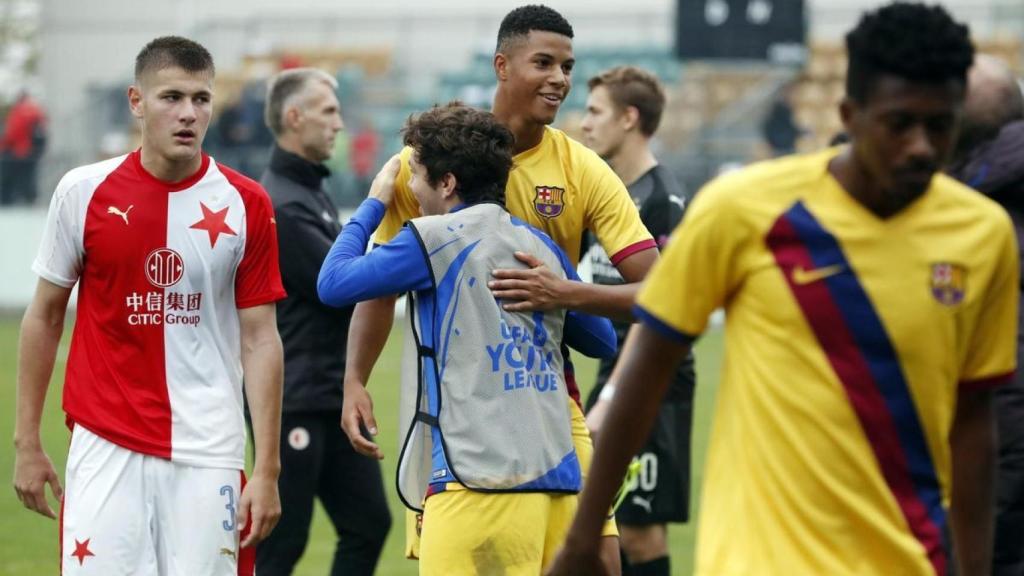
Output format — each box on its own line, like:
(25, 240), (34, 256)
(13, 36), (286, 576)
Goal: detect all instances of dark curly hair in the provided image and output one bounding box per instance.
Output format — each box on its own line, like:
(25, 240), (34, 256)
(402, 102), (515, 206)
(846, 3), (973, 103)
(135, 36), (214, 81)
(496, 5), (574, 54)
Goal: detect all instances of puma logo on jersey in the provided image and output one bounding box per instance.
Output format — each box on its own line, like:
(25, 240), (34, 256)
(792, 264), (845, 286)
(107, 205), (134, 225)
(219, 547), (236, 559)
(631, 495), (654, 513)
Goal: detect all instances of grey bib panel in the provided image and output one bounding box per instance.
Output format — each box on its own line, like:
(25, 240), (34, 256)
(396, 204), (579, 510)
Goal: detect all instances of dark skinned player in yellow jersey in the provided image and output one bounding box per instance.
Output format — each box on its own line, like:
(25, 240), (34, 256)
(548, 3), (1014, 575)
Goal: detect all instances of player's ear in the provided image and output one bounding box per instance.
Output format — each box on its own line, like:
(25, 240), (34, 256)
(839, 97), (857, 132)
(284, 104), (302, 131)
(128, 85), (144, 119)
(494, 52), (509, 82)
(622, 106), (641, 132)
(441, 172), (458, 198)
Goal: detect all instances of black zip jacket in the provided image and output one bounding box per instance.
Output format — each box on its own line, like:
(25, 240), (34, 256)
(260, 145), (353, 413)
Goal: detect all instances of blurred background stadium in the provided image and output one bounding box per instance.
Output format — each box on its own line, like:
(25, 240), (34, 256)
(1, 0), (1023, 308)
(0, 1), (1022, 574)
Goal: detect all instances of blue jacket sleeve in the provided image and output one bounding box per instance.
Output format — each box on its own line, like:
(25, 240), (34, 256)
(317, 198), (432, 307)
(564, 309), (618, 359)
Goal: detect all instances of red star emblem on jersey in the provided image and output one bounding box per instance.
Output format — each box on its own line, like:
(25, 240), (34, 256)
(71, 538), (95, 566)
(190, 202), (237, 248)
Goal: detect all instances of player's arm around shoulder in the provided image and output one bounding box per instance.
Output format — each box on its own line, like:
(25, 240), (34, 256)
(488, 221), (657, 320)
(237, 303), (283, 547)
(14, 278), (74, 519)
(536, 243), (657, 321)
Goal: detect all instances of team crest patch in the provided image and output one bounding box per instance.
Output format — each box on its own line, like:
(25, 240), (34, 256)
(930, 262), (966, 306)
(534, 186), (565, 218)
(288, 427), (311, 450)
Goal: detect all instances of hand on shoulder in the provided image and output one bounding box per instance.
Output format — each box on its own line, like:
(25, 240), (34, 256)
(368, 154), (402, 206)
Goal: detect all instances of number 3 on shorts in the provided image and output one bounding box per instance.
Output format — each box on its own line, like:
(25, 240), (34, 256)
(220, 485), (237, 531)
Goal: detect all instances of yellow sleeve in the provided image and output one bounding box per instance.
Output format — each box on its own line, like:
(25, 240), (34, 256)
(635, 178), (749, 339)
(579, 147), (655, 263)
(960, 213), (1019, 389)
(371, 146), (421, 244)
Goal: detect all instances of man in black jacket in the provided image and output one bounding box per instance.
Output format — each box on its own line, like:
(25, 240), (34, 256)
(948, 53), (1024, 576)
(258, 67), (391, 575)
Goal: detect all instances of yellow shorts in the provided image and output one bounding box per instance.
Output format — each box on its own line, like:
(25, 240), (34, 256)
(418, 489), (575, 575)
(405, 399), (618, 560)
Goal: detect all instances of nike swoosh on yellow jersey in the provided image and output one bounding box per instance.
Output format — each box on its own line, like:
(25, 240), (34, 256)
(792, 264), (845, 285)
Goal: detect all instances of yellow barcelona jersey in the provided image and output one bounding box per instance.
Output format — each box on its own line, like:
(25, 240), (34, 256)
(373, 126), (654, 266)
(636, 149), (1018, 575)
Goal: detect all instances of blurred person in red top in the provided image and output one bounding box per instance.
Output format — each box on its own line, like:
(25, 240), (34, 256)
(349, 121), (379, 194)
(1, 90), (47, 206)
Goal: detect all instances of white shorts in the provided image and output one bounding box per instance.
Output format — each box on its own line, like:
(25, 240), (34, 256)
(61, 425), (254, 576)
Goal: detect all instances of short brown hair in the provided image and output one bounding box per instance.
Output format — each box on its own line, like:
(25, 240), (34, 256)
(135, 36), (214, 82)
(587, 66), (665, 137)
(402, 102), (515, 205)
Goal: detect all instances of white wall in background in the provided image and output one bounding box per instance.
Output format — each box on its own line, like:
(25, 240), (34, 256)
(0, 208), (49, 310)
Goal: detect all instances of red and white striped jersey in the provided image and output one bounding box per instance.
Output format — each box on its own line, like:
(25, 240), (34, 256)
(34, 150), (286, 469)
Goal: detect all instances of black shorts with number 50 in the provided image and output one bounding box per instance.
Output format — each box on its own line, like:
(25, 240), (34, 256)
(586, 350), (695, 525)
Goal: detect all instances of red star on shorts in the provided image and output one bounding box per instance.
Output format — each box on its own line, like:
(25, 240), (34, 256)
(190, 202), (237, 248)
(71, 538), (95, 566)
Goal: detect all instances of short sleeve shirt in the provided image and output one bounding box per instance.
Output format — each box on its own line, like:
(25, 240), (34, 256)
(636, 150), (1018, 575)
(34, 150), (286, 469)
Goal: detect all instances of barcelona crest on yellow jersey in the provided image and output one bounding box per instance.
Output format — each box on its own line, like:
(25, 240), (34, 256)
(930, 262), (966, 306)
(533, 185), (565, 219)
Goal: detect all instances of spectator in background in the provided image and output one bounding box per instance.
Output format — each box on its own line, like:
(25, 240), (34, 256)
(949, 54), (1024, 174)
(214, 97), (252, 175)
(216, 82), (273, 178)
(947, 53), (1024, 576)
(349, 120), (379, 195)
(761, 80), (802, 156)
(258, 67), (391, 576)
(1, 90), (47, 206)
